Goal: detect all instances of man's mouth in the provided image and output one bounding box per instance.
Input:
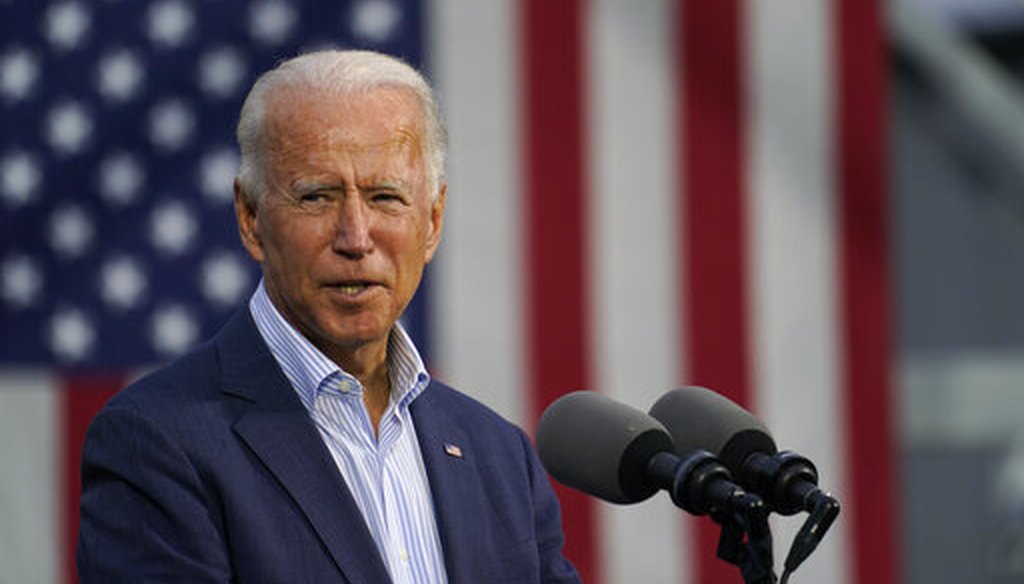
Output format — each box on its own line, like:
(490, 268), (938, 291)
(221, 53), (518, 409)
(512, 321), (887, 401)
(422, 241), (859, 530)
(327, 281), (378, 297)
(338, 284), (369, 294)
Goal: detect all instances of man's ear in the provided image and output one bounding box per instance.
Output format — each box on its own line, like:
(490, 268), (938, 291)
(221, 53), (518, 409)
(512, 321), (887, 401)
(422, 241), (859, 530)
(234, 179), (265, 263)
(424, 181), (446, 263)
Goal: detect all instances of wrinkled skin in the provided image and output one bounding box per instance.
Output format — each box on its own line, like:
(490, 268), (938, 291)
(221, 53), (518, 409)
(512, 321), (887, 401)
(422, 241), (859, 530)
(234, 85), (445, 416)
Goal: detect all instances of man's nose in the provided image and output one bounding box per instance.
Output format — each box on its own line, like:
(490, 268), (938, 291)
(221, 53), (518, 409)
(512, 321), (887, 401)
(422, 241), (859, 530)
(332, 196), (373, 258)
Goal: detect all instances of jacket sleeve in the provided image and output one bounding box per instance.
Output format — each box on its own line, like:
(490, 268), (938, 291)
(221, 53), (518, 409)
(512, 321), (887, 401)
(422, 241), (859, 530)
(77, 402), (232, 583)
(520, 431), (582, 584)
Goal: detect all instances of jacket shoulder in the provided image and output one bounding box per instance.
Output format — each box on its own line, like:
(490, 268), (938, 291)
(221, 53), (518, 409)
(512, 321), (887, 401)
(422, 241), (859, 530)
(105, 339), (222, 415)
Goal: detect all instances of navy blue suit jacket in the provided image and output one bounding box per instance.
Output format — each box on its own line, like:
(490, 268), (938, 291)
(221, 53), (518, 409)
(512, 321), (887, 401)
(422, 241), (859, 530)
(77, 309), (580, 583)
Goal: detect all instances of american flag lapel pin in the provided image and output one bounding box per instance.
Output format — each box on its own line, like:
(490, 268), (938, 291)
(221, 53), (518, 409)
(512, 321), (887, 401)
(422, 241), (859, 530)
(443, 443), (463, 459)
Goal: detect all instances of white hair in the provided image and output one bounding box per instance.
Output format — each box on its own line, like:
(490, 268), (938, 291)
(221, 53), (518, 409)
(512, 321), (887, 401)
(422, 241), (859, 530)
(235, 50), (447, 203)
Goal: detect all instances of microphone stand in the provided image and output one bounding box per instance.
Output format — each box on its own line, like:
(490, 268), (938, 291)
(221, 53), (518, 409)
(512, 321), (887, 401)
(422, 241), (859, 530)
(713, 499), (774, 584)
(647, 451), (777, 584)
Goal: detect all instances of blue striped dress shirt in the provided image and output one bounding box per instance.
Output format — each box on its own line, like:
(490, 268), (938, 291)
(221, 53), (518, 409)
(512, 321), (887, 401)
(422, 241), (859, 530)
(249, 282), (449, 584)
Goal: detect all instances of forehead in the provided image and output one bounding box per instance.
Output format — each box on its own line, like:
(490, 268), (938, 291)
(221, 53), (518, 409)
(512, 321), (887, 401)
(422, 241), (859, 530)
(263, 85), (425, 157)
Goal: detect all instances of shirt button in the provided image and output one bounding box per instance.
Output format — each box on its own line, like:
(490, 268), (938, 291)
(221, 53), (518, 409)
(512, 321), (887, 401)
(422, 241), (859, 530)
(400, 549), (409, 562)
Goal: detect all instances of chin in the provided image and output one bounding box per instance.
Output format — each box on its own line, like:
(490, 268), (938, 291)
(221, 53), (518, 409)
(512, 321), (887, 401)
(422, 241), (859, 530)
(323, 319), (391, 348)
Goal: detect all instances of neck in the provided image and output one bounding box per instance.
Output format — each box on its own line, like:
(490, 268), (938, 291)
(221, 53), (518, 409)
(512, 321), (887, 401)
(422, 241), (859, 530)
(334, 339), (391, 435)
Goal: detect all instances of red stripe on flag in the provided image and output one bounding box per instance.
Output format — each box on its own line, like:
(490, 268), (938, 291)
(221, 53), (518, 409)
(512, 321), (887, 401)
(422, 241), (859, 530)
(678, 1), (749, 582)
(521, 1), (596, 582)
(61, 375), (123, 584)
(835, 2), (899, 583)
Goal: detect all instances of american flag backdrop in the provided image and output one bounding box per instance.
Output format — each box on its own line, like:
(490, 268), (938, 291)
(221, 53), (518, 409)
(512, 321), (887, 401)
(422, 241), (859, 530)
(0, 1), (896, 584)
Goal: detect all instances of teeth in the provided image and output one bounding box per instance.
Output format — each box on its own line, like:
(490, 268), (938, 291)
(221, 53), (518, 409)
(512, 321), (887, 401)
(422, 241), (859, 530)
(339, 284), (367, 294)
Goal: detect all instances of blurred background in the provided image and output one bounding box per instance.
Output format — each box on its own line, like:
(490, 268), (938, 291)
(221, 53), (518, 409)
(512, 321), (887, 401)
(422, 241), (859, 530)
(1, 0), (1023, 583)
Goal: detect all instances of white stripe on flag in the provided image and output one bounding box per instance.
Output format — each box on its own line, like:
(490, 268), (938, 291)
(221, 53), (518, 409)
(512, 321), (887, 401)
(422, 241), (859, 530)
(747, 1), (850, 582)
(429, 0), (526, 427)
(0, 373), (60, 584)
(587, 0), (690, 582)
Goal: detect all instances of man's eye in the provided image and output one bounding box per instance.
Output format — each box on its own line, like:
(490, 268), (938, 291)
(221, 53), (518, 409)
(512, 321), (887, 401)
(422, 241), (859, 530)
(372, 192), (403, 204)
(299, 192), (329, 204)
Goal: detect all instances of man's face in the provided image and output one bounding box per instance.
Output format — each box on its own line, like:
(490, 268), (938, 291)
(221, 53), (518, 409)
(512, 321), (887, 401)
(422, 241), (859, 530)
(235, 86), (445, 362)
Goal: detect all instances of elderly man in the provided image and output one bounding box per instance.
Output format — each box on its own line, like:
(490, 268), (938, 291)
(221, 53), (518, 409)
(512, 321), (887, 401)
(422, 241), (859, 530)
(77, 50), (580, 584)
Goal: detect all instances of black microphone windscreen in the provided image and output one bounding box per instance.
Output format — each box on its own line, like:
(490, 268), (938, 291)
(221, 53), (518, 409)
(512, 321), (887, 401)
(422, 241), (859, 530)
(648, 387), (777, 472)
(536, 391), (673, 504)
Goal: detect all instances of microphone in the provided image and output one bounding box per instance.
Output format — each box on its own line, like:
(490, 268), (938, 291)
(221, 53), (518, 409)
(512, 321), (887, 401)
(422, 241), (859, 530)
(649, 386), (840, 573)
(648, 387), (835, 515)
(536, 391), (764, 517)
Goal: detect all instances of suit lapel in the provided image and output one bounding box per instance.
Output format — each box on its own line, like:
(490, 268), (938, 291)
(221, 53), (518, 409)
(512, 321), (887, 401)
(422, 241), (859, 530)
(215, 311), (392, 584)
(411, 384), (486, 581)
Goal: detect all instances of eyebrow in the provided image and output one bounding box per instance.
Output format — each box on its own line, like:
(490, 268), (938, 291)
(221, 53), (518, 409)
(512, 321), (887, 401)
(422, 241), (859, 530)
(289, 178), (411, 193)
(289, 180), (340, 193)
(366, 180), (409, 191)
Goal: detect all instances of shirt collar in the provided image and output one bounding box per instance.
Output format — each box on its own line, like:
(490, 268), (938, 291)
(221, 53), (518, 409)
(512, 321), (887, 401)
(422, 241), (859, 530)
(248, 280), (431, 412)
